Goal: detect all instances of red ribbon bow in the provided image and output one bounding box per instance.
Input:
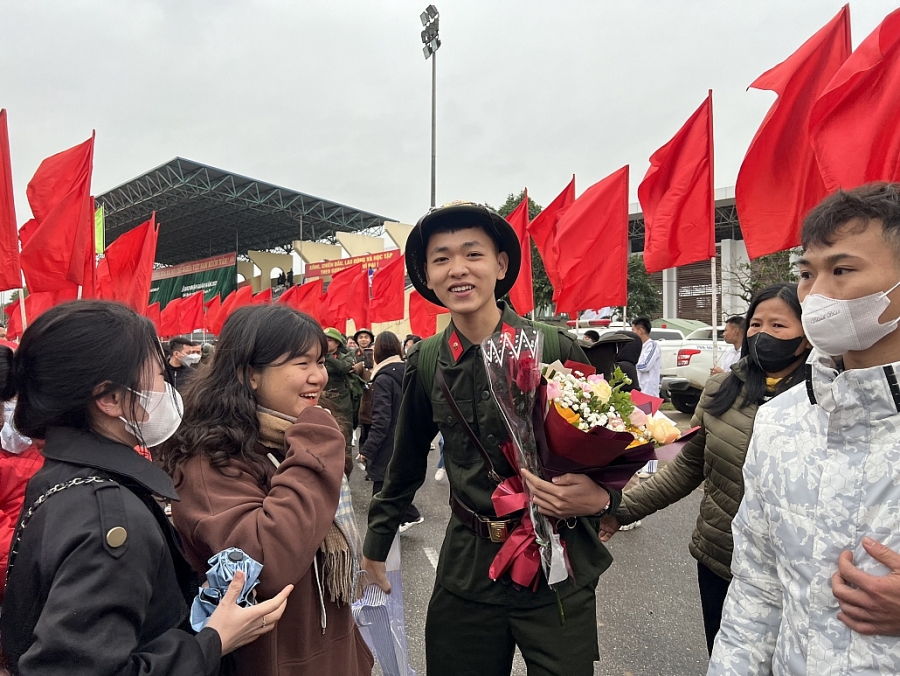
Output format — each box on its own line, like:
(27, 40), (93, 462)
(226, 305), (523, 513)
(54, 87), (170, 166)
(487, 442), (542, 590)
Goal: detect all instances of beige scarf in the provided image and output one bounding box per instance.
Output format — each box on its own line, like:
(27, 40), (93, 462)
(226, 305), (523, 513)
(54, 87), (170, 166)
(368, 354), (403, 381)
(257, 407), (361, 607)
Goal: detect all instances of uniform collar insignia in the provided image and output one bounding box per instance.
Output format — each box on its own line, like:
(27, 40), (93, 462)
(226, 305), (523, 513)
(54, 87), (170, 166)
(448, 330), (464, 363)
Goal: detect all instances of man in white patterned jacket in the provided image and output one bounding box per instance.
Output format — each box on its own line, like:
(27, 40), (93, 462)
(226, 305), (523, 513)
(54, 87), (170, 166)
(709, 183), (900, 675)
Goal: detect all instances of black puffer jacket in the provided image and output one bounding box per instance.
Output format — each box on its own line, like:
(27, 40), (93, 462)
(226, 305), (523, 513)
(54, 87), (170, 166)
(359, 358), (405, 482)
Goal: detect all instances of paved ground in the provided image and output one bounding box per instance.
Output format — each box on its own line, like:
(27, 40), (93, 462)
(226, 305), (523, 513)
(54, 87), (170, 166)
(350, 410), (711, 676)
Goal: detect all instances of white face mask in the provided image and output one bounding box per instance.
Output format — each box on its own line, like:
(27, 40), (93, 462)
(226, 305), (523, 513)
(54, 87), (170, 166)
(181, 353), (201, 366)
(120, 382), (184, 447)
(801, 279), (900, 356)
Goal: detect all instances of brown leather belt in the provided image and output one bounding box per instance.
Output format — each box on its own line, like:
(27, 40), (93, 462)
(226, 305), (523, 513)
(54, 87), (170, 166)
(450, 493), (522, 543)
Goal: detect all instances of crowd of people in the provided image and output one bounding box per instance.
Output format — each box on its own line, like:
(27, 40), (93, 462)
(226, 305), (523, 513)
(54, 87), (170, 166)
(0, 182), (899, 675)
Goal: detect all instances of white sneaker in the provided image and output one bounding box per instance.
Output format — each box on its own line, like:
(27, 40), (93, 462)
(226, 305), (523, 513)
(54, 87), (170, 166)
(434, 467), (446, 481)
(399, 516), (424, 533)
(619, 520), (642, 531)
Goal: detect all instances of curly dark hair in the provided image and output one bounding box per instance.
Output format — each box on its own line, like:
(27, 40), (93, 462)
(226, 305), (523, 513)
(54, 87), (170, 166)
(158, 304), (327, 486)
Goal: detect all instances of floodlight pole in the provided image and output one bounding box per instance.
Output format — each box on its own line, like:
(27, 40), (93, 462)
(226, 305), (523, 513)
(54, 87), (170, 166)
(430, 51), (437, 208)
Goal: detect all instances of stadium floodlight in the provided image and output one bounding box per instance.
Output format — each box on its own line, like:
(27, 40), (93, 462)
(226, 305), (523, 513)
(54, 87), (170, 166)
(420, 6), (440, 207)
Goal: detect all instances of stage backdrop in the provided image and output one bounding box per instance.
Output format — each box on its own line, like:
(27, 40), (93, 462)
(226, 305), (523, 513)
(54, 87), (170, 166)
(149, 253), (237, 309)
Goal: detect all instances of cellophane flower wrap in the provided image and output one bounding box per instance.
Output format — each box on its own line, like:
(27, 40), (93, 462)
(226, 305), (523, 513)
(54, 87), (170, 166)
(481, 328), (569, 589)
(538, 363), (684, 490)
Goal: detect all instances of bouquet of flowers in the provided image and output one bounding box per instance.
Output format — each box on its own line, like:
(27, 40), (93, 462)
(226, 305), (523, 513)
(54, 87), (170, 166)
(481, 327), (568, 588)
(537, 362), (682, 490)
(480, 327), (697, 592)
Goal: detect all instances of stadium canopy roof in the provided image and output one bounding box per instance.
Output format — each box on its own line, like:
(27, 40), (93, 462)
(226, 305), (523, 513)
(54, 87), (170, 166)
(96, 158), (393, 265)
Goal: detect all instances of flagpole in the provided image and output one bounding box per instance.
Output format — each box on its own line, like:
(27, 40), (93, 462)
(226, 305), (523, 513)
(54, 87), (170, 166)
(17, 271), (26, 334)
(708, 89), (718, 364)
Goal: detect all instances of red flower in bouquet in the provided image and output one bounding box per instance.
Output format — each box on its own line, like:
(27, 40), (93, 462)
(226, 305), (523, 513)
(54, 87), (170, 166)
(514, 353), (541, 393)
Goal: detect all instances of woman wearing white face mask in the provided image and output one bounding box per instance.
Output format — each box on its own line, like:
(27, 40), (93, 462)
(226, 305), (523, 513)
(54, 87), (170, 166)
(0, 301), (292, 676)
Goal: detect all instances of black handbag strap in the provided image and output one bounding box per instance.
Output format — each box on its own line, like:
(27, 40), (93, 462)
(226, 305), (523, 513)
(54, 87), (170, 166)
(435, 367), (503, 485)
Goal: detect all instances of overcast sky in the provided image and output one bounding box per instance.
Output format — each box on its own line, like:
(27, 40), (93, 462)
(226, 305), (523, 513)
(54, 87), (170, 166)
(1, 0), (897, 228)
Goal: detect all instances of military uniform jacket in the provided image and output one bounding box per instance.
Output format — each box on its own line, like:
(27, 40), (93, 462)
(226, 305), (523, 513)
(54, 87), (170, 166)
(364, 302), (618, 608)
(0, 426), (220, 676)
(324, 349), (355, 417)
(710, 351), (900, 675)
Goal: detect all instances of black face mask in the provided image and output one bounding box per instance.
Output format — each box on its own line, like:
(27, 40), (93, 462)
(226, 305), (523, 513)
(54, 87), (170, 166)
(747, 332), (805, 373)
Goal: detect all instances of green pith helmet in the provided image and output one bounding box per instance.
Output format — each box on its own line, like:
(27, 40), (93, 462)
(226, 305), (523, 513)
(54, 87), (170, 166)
(405, 201), (521, 308)
(323, 327), (346, 346)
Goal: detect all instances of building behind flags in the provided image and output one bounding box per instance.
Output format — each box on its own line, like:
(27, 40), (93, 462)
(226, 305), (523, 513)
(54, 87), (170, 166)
(736, 6), (851, 259)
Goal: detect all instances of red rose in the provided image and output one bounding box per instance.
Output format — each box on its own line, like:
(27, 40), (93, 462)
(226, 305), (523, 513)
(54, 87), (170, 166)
(515, 354), (541, 392)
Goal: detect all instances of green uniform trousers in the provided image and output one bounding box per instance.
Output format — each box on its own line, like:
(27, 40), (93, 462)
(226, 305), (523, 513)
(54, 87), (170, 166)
(425, 584), (599, 676)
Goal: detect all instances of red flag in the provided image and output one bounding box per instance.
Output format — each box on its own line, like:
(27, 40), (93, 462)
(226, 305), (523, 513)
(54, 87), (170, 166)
(228, 285), (255, 313)
(207, 291), (232, 335)
(318, 292), (347, 334)
(737, 7), (851, 258)
(203, 295), (221, 333)
(279, 279), (324, 322)
(369, 254), (405, 323)
(527, 177), (574, 296)
(146, 301), (161, 334)
(409, 289), (448, 339)
(4, 288), (77, 341)
(555, 167), (629, 315)
(159, 298), (184, 338)
(0, 110), (21, 292)
(321, 265), (365, 333)
(638, 92), (715, 274)
(20, 135), (96, 293)
(252, 288), (272, 305)
(506, 192), (534, 316)
(810, 8), (900, 192)
(97, 214), (159, 314)
(179, 291), (205, 333)
(348, 268), (370, 331)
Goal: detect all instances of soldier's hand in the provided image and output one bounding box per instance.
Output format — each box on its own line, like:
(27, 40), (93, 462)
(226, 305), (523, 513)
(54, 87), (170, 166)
(205, 571), (293, 655)
(710, 366), (724, 374)
(833, 537), (900, 636)
(521, 469), (610, 520)
(360, 557), (391, 594)
(599, 514), (621, 542)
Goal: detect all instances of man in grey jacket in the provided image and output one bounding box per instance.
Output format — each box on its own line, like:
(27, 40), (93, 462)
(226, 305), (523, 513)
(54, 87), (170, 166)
(710, 183), (900, 674)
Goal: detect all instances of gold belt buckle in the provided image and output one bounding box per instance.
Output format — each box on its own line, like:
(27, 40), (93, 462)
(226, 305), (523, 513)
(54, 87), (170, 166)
(488, 520), (509, 543)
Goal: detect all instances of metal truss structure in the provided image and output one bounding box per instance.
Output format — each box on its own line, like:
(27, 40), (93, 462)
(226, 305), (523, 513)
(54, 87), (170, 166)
(628, 195), (742, 253)
(96, 158), (393, 265)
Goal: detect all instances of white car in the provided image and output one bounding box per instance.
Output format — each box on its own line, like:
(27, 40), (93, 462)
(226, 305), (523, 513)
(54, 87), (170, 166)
(660, 326), (727, 414)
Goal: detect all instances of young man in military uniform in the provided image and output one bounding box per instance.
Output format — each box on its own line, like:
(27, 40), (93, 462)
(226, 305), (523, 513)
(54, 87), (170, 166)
(361, 202), (620, 676)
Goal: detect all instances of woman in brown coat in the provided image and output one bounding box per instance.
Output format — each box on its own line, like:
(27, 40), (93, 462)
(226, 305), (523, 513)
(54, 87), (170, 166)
(159, 304), (373, 676)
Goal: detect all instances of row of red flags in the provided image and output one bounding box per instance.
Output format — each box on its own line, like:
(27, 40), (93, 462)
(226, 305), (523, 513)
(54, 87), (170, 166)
(144, 266), (448, 340)
(504, 5), (900, 316)
(2, 5), (899, 331)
